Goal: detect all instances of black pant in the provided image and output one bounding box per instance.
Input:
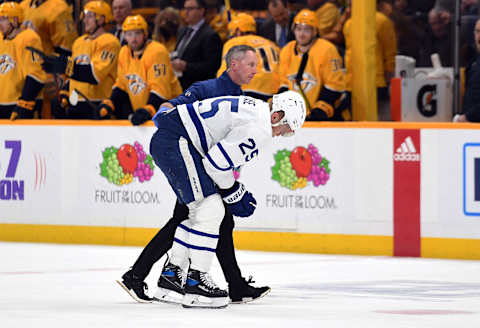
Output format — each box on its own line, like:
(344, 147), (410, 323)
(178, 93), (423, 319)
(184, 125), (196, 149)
(131, 199), (245, 287)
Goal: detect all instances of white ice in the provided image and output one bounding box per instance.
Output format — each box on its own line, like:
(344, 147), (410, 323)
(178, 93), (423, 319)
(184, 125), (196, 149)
(0, 241), (479, 328)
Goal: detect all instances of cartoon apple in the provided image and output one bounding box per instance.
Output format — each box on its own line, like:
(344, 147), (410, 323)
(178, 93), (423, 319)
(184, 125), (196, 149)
(117, 144), (138, 174)
(290, 146), (312, 177)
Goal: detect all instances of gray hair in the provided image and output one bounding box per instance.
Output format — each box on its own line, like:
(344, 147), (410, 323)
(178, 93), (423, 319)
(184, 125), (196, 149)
(225, 45), (256, 69)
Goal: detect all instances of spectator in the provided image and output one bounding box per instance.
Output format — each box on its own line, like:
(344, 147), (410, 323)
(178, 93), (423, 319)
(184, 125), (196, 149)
(343, 0), (397, 120)
(306, 0), (340, 37)
(258, 0), (295, 48)
(279, 9), (347, 121)
(454, 18), (480, 122)
(111, 0), (132, 45)
(417, 7), (453, 67)
(153, 6), (182, 52)
(96, 15), (182, 124)
(218, 13), (281, 101)
(171, 0), (222, 90)
(44, 1), (121, 119)
(0, 2), (46, 120)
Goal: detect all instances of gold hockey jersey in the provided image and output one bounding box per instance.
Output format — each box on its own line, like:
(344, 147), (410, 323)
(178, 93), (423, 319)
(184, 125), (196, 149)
(0, 29), (46, 105)
(217, 34), (280, 98)
(115, 40), (182, 110)
(69, 33), (121, 101)
(21, 0), (77, 55)
(279, 38), (345, 116)
(343, 11), (397, 89)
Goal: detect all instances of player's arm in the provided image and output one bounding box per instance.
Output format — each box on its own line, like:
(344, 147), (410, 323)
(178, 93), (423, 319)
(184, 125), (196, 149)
(308, 45), (345, 121)
(15, 35), (47, 117)
(203, 125), (264, 217)
(202, 125), (266, 189)
(76, 39), (120, 84)
(168, 82), (205, 107)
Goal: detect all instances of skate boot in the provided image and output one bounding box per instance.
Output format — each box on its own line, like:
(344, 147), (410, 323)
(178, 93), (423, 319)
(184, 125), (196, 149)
(182, 268), (229, 309)
(153, 261), (186, 304)
(116, 269), (153, 303)
(229, 276), (271, 304)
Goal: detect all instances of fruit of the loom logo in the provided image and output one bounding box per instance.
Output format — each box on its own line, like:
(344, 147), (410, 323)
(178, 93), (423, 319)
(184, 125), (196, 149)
(272, 144), (330, 190)
(100, 141), (154, 185)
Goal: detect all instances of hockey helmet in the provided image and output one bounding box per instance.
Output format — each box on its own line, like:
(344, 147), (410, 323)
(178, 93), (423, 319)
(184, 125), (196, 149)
(82, 1), (113, 24)
(271, 91), (306, 136)
(122, 15), (148, 35)
(228, 13), (256, 35)
(292, 9), (319, 34)
(0, 2), (23, 25)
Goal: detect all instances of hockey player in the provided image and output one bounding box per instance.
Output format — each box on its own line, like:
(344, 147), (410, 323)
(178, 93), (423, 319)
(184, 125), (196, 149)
(0, 2), (45, 120)
(20, 0), (77, 57)
(41, 1), (121, 119)
(149, 91), (306, 308)
(117, 45), (271, 306)
(96, 15), (182, 125)
(278, 9), (347, 121)
(217, 13), (281, 101)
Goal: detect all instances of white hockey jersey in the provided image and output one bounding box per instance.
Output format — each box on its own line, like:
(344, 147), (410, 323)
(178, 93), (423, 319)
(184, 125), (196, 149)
(177, 95), (272, 189)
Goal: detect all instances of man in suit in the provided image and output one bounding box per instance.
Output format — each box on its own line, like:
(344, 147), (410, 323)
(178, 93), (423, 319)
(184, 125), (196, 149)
(258, 0), (295, 48)
(171, 0), (222, 89)
(111, 0), (132, 45)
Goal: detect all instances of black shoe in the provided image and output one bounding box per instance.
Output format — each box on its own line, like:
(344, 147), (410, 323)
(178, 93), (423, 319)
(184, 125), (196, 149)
(182, 268), (229, 308)
(229, 276), (271, 304)
(116, 269), (153, 303)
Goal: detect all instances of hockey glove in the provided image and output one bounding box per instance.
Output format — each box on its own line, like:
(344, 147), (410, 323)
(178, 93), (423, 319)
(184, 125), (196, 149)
(58, 90), (70, 109)
(42, 54), (73, 75)
(12, 99), (35, 120)
(130, 108), (152, 125)
(306, 107), (329, 121)
(219, 181), (257, 218)
(96, 99), (114, 119)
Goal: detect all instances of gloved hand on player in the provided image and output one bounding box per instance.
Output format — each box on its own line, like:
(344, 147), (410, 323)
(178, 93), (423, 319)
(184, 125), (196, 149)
(306, 107), (329, 121)
(219, 181), (257, 217)
(58, 90), (70, 110)
(42, 54), (72, 75)
(95, 99), (114, 119)
(11, 99), (35, 120)
(130, 107), (152, 125)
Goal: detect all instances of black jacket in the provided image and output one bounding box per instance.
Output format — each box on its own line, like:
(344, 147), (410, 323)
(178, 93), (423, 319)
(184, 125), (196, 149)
(463, 53), (480, 122)
(175, 22), (222, 90)
(257, 12), (295, 46)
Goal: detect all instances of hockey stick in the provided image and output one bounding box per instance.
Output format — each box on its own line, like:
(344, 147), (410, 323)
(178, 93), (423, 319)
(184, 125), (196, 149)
(294, 52), (312, 113)
(224, 0), (232, 22)
(70, 88), (97, 112)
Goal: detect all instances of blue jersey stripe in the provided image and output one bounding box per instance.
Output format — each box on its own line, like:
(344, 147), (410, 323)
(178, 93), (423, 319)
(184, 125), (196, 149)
(173, 237), (216, 252)
(178, 223), (219, 239)
(186, 103), (209, 154)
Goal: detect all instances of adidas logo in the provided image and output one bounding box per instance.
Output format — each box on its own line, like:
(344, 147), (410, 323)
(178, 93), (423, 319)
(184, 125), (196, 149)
(393, 136), (420, 161)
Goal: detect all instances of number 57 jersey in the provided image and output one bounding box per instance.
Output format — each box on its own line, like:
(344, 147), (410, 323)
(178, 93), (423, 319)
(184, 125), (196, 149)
(177, 95), (272, 189)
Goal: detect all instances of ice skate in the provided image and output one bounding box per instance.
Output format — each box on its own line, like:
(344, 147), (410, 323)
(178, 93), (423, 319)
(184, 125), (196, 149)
(182, 269), (229, 309)
(153, 261), (186, 304)
(116, 269), (153, 303)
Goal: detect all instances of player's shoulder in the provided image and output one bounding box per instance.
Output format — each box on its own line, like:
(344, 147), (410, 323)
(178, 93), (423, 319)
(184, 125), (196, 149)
(98, 32), (121, 47)
(16, 28), (41, 43)
(145, 40), (169, 56)
(312, 38), (338, 55)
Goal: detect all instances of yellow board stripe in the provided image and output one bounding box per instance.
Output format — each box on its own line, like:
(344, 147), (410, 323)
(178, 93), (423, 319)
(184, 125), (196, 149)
(1, 223), (479, 260)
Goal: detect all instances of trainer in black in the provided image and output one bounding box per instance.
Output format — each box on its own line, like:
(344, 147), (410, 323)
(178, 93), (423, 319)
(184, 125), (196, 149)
(182, 268), (229, 309)
(153, 262), (186, 304)
(116, 269), (153, 303)
(229, 276), (271, 304)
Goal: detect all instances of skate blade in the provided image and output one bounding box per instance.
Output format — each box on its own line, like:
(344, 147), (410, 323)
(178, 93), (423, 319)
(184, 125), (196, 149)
(153, 287), (184, 304)
(182, 294), (229, 309)
(116, 280), (153, 304)
(229, 287), (271, 304)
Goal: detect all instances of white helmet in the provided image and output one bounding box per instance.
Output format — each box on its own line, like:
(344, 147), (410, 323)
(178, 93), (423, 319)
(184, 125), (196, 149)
(271, 91), (306, 136)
